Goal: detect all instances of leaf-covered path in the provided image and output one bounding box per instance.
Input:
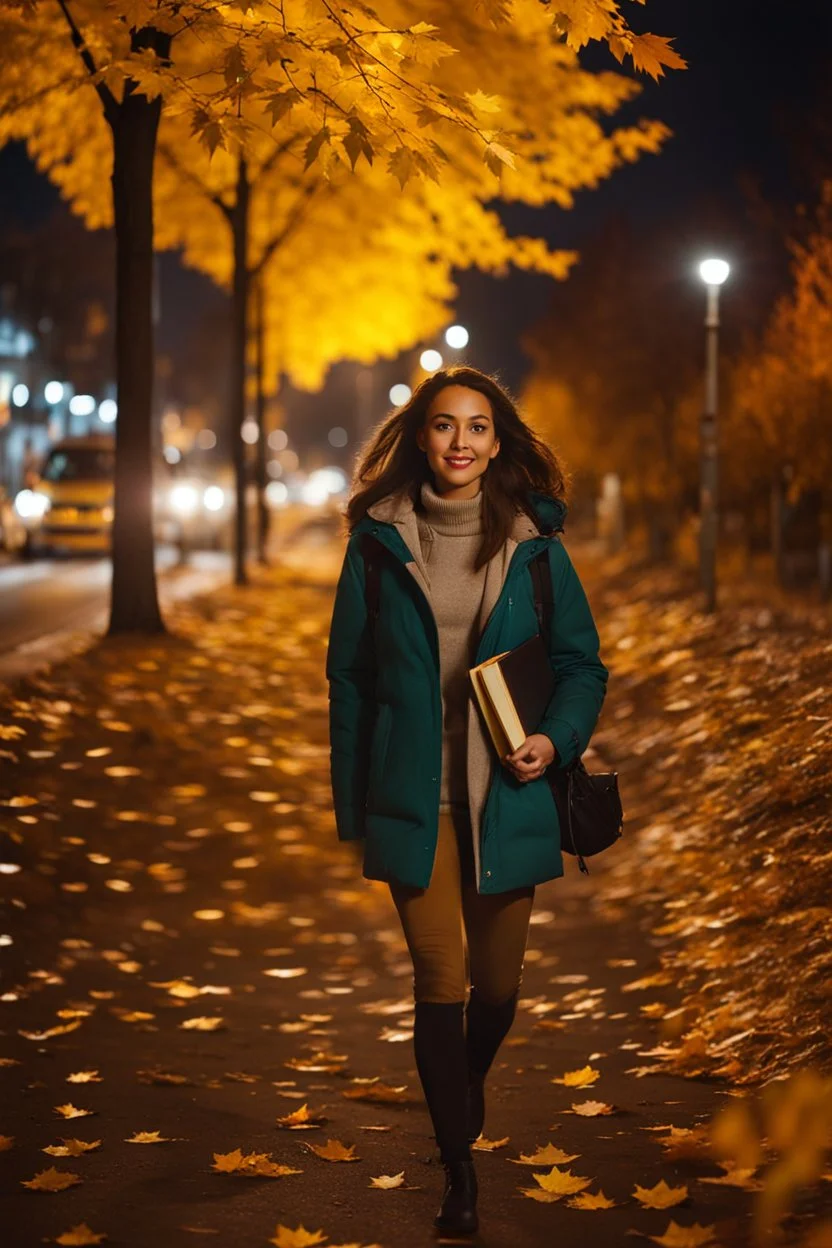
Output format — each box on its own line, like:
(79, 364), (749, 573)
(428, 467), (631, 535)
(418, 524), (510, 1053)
(1, 538), (830, 1248)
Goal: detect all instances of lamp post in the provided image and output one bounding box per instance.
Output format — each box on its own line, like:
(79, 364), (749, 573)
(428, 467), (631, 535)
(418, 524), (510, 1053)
(697, 257), (730, 613)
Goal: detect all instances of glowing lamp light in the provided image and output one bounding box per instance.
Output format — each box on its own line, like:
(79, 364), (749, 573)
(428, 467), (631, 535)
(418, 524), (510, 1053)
(163, 446), (181, 465)
(389, 383), (412, 406)
(195, 428), (217, 450)
(265, 481), (288, 508)
(203, 485), (225, 512)
(445, 324), (469, 349)
(170, 483), (199, 516)
(14, 489), (50, 519)
(328, 426), (348, 448)
(44, 381), (65, 405)
(699, 258), (730, 286)
(98, 399), (117, 424)
(69, 394), (96, 417)
(268, 429), (288, 451)
(11, 383), (29, 407)
(420, 349), (443, 372)
(241, 418), (259, 444)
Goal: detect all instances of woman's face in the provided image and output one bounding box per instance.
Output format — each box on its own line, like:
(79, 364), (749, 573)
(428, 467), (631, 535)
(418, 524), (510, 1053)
(416, 384), (500, 499)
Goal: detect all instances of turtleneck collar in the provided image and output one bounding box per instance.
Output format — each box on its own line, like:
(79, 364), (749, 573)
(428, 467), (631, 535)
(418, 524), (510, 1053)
(419, 476), (484, 536)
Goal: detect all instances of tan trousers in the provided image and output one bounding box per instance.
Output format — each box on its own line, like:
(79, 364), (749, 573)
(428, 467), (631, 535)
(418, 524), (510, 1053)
(388, 806), (535, 1005)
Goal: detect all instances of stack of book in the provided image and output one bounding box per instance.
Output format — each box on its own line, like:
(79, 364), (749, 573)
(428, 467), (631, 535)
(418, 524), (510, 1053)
(469, 634), (556, 757)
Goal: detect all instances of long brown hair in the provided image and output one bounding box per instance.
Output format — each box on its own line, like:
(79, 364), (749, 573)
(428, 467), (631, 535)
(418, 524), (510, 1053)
(343, 365), (569, 570)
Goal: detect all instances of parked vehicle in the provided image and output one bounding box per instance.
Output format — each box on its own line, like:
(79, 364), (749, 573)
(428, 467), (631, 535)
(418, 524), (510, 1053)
(15, 434), (115, 557)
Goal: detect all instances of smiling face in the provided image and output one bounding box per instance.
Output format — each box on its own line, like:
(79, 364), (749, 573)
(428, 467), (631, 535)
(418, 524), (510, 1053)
(415, 384), (501, 499)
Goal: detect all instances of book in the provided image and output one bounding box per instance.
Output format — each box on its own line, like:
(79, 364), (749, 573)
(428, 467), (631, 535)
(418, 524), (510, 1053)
(469, 633), (556, 756)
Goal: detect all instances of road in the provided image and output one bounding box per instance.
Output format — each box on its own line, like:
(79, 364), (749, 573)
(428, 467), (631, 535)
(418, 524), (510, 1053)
(0, 506), (342, 682)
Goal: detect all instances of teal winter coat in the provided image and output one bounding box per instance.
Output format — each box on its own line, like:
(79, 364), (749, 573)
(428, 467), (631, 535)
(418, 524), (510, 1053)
(325, 489), (609, 893)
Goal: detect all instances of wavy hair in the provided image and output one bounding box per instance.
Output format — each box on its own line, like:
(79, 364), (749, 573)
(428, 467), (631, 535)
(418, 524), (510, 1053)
(343, 365), (569, 569)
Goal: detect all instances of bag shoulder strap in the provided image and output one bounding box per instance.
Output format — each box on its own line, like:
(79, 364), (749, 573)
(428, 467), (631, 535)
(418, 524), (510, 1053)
(529, 544), (554, 643)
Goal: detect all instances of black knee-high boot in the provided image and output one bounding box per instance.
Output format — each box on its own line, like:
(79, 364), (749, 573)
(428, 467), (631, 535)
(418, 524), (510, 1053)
(464, 986), (519, 1142)
(413, 1001), (478, 1234)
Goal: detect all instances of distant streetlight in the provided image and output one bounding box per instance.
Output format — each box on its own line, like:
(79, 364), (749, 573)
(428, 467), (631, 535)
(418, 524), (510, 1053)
(98, 399), (117, 424)
(697, 256), (730, 613)
(11, 383), (29, 406)
(69, 394), (96, 417)
(389, 383), (412, 406)
(44, 381), (65, 405)
(444, 324), (469, 349)
(420, 349), (442, 372)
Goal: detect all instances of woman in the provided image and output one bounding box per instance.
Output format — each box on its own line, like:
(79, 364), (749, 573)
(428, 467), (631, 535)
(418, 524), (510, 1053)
(325, 365), (608, 1235)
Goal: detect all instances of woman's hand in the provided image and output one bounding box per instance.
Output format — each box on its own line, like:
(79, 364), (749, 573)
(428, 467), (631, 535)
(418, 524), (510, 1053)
(503, 733), (556, 783)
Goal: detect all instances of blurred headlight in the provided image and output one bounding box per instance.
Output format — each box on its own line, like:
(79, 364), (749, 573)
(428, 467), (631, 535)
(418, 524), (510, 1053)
(203, 485), (225, 512)
(14, 489), (50, 519)
(170, 483), (199, 516)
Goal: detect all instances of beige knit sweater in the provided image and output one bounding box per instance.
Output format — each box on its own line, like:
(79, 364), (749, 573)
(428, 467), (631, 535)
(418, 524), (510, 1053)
(416, 478), (488, 811)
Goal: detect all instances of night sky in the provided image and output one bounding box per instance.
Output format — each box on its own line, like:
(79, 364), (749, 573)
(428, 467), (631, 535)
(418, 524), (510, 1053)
(2, 0), (831, 451)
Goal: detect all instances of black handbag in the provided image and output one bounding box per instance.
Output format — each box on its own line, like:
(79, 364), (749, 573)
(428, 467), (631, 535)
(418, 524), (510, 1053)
(528, 548), (623, 874)
(359, 531), (623, 874)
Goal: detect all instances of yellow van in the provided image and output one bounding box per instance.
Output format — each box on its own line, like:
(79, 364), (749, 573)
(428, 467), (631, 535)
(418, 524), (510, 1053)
(16, 435), (115, 556)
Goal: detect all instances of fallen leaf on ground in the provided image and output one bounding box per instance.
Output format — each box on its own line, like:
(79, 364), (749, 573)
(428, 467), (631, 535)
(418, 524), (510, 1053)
(532, 1165), (592, 1195)
(136, 1068), (193, 1085)
(179, 1016), (225, 1031)
(566, 1188), (617, 1208)
(54, 1104), (94, 1119)
(369, 1171), (405, 1188)
(342, 1082), (418, 1104)
(66, 1070), (102, 1083)
(551, 1065), (600, 1088)
(509, 1143), (577, 1165)
(307, 1139), (360, 1162)
(634, 1178), (690, 1208)
(698, 1165), (762, 1188)
(569, 1100), (615, 1116)
(472, 1136), (510, 1151)
(276, 1103), (328, 1129)
(21, 1167), (82, 1191)
(125, 1131), (176, 1144)
(0, 1134), (14, 1150)
(43, 1139), (101, 1157)
(212, 1148), (301, 1178)
(646, 1221), (720, 1247)
(55, 1223), (107, 1245)
(268, 1227), (327, 1248)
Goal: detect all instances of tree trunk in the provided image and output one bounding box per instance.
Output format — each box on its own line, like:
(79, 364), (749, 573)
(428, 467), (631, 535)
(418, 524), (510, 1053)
(230, 156), (250, 587)
(107, 82), (165, 634)
(254, 276), (270, 565)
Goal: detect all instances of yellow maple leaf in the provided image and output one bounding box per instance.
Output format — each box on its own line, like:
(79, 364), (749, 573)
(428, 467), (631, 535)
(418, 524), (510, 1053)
(55, 1224), (107, 1245)
(566, 1187), (617, 1209)
(647, 1221), (720, 1247)
(212, 1148), (246, 1173)
(570, 1099), (614, 1116)
(519, 1186), (561, 1202)
(66, 1070), (102, 1083)
(268, 1227), (327, 1248)
(54, 1104), (94, 1119)
(629, 32), (688, 82)
(634, 1178), (690, 1208)
(179, 1016), (225, 1030)
(21, 1167), (82, 1192)
(472, 1136), (510, 1151)
(509, 1143), (577, 1166)
(342, 1082), (417, 1104)
(552, 1064), (600, 1087)
(533, 1165), (592, 1195)
(276, 1103), (327, 1129)
(369, 1171), (405, 1188)
(465, 88), (502, 114)
(43, 1139), (101, 1157)
(125, 1131), (172, 1144)
(307, 1138), (360, 1162)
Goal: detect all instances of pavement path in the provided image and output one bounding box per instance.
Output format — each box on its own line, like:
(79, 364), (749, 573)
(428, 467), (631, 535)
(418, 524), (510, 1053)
(0, 537), (825, 1248)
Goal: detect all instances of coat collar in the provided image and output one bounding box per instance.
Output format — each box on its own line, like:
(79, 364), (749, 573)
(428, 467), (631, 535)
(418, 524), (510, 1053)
(362, 485), (566, 543)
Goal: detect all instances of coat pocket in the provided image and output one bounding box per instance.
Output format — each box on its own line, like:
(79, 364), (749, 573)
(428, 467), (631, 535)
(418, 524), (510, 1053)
(367, 702), (393, 808)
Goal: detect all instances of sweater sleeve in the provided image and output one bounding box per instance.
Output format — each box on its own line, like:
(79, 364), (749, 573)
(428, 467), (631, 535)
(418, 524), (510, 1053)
(534, 539), (609, 770)
(325, 536), (376, 840)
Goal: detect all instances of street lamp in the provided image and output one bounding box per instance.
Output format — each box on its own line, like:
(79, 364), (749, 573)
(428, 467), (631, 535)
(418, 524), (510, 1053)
(444, 324), (469, 349)
(697, 256), (730, 613)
